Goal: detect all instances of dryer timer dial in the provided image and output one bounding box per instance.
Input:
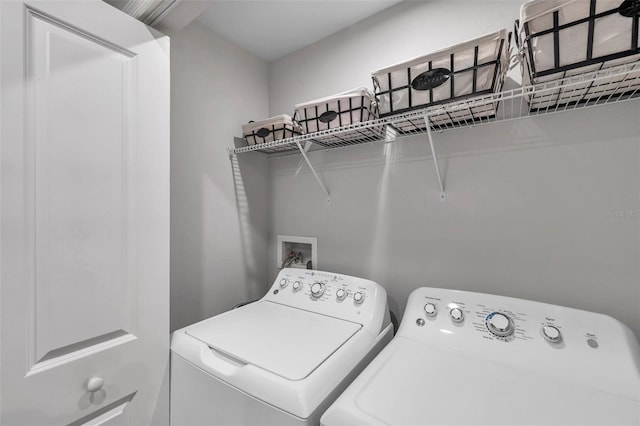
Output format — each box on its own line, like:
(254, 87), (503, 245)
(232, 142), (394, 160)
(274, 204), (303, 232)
(486, 312), (514, 337)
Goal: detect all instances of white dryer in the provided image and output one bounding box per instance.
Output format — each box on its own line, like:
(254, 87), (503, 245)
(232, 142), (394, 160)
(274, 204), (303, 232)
(170, 268), (393, 426)
(322, 287), (640, 425)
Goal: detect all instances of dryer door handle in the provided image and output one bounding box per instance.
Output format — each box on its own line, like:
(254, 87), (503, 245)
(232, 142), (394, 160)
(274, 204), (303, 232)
(199, 346), (247, 377)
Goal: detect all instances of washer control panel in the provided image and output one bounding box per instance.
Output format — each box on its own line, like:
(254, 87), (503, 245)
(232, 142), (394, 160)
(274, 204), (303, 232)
(401, 286), (640, 398)
(408, 289), (565, 344)
(263, 268), (387, 325)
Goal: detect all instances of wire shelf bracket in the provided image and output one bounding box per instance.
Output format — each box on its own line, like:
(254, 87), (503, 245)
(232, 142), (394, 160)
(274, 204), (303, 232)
(295, 141), (331, 203)
(423, 113), (446, 200)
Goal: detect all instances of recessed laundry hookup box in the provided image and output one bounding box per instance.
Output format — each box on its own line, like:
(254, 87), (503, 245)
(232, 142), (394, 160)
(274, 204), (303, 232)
(293, 87), (384, 146)
(242, 114), (303, 147)
(517, 0), (640, 110)
(371, 29), (510, 133)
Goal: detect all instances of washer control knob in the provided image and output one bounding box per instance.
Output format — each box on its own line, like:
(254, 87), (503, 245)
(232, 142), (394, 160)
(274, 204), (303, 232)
(292, 281), (302, 291)
(449, 307), (464, 323)
(279, 278), (288, 288)
(424, 303), (437, 317)
(353, 291), (365, 304)
(310, 282), (325, 298)
(542, 325), (562, 343)
(336, 288), (347, 300)
(486, 312), (514, 337)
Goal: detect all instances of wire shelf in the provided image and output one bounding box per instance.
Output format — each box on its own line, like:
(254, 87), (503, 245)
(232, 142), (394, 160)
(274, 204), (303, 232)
(230, 60), (640, 156)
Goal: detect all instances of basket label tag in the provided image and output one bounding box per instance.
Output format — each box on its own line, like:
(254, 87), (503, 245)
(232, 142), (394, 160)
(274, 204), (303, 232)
(619, 0), (640, 17)
(318, 110), (338, 123)
(411, 68), (451, 91)
(256, 127), (271, 138)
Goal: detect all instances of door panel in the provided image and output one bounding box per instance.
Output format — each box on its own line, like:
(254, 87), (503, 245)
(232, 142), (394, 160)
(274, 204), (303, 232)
(69, 392), (136, 426)
(1, 1), (170, 425)
(31, 11), (137, 367)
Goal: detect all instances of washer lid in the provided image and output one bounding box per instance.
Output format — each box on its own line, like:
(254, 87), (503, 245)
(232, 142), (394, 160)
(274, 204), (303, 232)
(185, 301), (362, 381)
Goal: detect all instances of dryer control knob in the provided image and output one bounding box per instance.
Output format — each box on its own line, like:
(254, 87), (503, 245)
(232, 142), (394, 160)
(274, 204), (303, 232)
(292, 281), (302, 291)
(486, 312), (514, 337)
(279, 278), (288, 288)
(353, 291), (365, 304)
(424, 303), (437, 317)
(310, 282), (325, 298)
(449, 307), (464, 323)
(542, 325), (562, 343)
(336, 288), (347, 300)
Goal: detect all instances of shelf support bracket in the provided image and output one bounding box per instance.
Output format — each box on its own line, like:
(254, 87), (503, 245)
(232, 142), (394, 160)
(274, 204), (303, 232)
(295, 141), (331, 202)
(424, 113), (446, 200)
(294, 141), (314, 176)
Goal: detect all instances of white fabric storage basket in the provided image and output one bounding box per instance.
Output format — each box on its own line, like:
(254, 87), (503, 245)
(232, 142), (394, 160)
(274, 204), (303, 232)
(371, 29), (510, 132)
(518, 0), (640, 109)
(242, 114), (302, 146)
(293, 87), (383, 145)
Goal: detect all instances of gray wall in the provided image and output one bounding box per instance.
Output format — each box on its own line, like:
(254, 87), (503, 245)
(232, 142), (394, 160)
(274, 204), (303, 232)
(171, 20), (271, 331)
(267, 1), (640, 337)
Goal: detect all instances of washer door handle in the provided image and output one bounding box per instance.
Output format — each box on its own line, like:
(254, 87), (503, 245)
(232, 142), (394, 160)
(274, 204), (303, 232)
(200, 346), (247, 377)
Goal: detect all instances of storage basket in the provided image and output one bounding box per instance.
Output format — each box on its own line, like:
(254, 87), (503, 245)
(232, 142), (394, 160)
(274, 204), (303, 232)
(242, 114), (302, 147)
(293, 87), (383, 146)
(517, 0), (640, 109)
(371, 29), (510, 133)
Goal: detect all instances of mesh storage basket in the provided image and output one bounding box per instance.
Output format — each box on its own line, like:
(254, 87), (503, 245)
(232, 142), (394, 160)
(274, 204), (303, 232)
(372, 29), (510, 133)
(293, 87), (383, 146)
(242, 115), (302, 148)
(517, 0), (640, 110)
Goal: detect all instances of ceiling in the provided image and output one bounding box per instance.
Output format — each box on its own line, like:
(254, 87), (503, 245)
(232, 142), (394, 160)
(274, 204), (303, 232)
(197, 0), (403, 61)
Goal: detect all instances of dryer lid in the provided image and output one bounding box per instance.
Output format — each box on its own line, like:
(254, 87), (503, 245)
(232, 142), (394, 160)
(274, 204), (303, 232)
(185, 301), (362, 381)
(344, 337), (640, 425)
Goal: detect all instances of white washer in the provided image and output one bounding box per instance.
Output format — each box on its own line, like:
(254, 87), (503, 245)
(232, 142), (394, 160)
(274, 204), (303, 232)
(322, 287), (640, 425)
(170, 268), (393, 425)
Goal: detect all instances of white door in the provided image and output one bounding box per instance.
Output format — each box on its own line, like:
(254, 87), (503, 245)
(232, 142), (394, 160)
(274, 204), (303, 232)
(1, 1), (170, 425)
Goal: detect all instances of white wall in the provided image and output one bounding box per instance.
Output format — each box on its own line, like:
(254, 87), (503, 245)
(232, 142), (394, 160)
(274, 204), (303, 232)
(267, 1), (640, 337)
(171, 20), (271, 331)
